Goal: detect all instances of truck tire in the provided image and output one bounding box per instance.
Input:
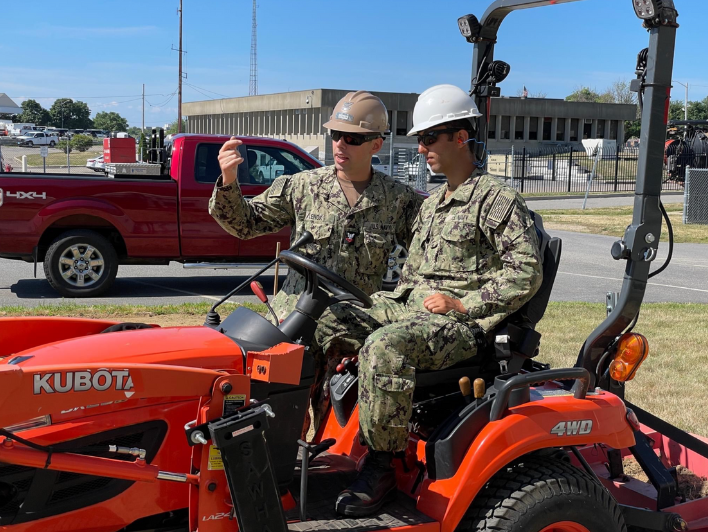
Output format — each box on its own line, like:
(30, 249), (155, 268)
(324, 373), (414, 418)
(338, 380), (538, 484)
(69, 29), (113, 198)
(44, 230), (119, 298)
(461, 456), (626, 532)
(27, 141), (33, 147)
(49, 141), (55, 147)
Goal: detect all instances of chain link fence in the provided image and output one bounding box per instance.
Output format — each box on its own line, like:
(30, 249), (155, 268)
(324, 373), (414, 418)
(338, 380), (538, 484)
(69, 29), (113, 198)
(684, 168), (708, 224)
(486, 145), (689, 194)
(0, 138), (104, 175)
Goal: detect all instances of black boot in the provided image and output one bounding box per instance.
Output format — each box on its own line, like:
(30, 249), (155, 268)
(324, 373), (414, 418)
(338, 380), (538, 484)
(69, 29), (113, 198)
(335, 450), (397, 517)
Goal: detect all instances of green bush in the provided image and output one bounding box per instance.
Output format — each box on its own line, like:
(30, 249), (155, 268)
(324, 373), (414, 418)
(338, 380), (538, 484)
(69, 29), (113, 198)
(70, 134), (94, 152)
(57, 139), (72, 153)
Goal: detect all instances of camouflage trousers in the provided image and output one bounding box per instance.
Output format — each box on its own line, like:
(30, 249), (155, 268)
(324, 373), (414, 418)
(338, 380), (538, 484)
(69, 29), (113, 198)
(315, 294), (481, 452)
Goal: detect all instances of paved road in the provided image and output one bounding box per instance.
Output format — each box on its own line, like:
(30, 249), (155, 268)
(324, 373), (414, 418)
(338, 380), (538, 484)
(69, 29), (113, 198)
(1, 228), (706, 308)
(526, 191), (684, 211)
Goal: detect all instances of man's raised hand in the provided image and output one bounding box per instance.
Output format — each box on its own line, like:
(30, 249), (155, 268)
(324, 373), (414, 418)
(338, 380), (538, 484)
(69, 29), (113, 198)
(218, 137), (244, 185)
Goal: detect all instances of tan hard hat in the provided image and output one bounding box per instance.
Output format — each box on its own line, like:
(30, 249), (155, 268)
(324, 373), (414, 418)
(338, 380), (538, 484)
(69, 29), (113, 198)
(323, 91), (389, 135)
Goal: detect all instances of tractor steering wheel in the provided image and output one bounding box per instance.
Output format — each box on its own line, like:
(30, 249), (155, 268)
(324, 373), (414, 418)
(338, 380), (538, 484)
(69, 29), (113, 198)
(278, 250), (373, 309)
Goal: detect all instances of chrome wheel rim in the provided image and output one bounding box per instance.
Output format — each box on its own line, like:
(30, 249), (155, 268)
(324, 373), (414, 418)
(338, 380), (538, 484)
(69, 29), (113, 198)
(57, 243), (105, 288)
(383, 244), (408, 284)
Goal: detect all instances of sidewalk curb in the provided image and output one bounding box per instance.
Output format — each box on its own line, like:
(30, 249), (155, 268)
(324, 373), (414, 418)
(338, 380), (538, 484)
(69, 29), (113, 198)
(525, 191), (684, 201)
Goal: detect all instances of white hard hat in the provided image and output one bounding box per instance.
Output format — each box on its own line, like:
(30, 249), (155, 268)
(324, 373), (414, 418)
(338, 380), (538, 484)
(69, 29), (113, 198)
(407, 84), (482, 136)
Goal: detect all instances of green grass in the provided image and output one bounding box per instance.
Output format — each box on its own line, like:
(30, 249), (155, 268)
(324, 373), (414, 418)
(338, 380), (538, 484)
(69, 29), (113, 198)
(2, 300), (707, 435)
(0, 301), (266, 318)
(538, 203), (708, 244)
(24, 150), (102, 167)
(537, 302), (708, 436)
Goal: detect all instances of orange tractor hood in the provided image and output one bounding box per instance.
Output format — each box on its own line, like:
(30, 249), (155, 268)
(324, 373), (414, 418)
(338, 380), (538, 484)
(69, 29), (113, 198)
(2, 326), (245, 373)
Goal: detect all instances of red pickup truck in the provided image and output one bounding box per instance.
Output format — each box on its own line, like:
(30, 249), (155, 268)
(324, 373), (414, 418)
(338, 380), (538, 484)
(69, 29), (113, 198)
(0, 134), (329, 297)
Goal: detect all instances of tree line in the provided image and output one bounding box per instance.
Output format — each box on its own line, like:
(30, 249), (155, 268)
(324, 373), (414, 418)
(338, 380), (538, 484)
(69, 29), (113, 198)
(0, 98), (130, 133)
(564, 80), (708, 140)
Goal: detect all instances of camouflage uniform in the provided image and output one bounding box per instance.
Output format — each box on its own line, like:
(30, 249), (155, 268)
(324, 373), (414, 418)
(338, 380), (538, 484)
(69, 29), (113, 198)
(316, 170), (543, 452)
(209, 164), (422, 321)
(209, 165), (422, 430)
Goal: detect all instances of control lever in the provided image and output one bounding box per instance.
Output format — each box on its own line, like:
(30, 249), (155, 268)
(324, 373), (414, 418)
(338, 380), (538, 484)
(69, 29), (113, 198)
(336, 356), (358, 377)
(474, 378), (486, 407)
(459, 377), (472, 404)
(251, 281), (279, 324)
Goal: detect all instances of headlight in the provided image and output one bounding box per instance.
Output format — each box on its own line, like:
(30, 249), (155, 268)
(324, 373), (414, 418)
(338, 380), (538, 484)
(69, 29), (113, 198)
(4, 415), (52, 433)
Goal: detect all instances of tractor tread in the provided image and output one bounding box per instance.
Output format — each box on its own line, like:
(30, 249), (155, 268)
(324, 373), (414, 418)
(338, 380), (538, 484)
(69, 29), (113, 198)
(458, 455), (627, 532)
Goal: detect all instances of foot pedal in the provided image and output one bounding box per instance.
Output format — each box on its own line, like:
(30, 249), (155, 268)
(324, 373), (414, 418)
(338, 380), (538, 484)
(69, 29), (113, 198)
(209, 403), (287, 532)
(296, 438), (336, 522)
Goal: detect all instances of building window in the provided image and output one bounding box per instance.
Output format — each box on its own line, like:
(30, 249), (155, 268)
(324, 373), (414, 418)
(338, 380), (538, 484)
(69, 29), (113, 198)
(514, 117), (524, 140)
(570, 119), (579, 141)
(556, 118), (565, 141)
(501, 115), (510, 140)
(597, 120), (605, 139)
(543, 117), (552, 141)
(488, 115), (496, 139)
(583, 119), (592, 139)
(529, 117), (538, 140)
(609, 120), (618, 140)
(396, 111), (408, 136)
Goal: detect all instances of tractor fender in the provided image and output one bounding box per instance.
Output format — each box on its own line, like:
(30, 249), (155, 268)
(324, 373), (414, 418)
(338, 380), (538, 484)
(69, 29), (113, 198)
(418, 391), (635, 532)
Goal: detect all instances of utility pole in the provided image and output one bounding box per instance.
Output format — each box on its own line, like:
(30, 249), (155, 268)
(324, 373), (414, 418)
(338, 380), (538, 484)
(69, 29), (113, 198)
(141, 83), (145, 161)
(673, 80), (688, 120)
(178, 0), (183, 133)
(249, 0), (258, 96)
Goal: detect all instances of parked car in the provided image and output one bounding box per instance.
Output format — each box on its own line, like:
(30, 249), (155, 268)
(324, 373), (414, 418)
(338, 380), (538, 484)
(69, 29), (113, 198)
(16, 131), (59, 147)
(403, 153), (445, 182)
(371, 155), (399, 176)
(85, 154), (105, 172)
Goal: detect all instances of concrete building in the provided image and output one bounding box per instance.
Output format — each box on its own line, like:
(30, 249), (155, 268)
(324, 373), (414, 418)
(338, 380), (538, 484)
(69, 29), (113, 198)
(0, 94), (22, 116)
(183, 89), (419, 165)
(487, 97), (637, 152)
(183, 89), (637, 164)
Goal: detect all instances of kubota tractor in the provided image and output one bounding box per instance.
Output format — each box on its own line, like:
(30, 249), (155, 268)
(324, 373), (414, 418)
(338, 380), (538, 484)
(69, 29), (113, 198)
(0, 1), (703, 532)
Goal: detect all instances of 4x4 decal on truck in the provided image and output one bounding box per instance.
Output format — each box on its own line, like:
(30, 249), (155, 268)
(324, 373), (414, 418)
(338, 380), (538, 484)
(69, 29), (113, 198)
(5, 191), (46, 200)
(550, 420), (593, 436)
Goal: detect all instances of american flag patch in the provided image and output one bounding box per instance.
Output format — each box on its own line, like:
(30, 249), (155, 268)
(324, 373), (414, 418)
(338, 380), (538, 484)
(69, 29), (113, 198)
(269, 176), (289, 197)
(485, 193), (514, 228)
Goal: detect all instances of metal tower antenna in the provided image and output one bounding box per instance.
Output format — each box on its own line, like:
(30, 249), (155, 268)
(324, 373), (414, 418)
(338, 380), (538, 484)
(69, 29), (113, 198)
(249, 0), (258, 96)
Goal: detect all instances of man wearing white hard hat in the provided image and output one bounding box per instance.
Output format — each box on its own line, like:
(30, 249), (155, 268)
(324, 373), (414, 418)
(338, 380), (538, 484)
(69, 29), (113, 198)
(316, 84), (543, 517)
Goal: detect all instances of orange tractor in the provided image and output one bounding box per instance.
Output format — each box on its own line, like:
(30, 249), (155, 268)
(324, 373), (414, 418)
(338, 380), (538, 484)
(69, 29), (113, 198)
(0, 1), (700, 531)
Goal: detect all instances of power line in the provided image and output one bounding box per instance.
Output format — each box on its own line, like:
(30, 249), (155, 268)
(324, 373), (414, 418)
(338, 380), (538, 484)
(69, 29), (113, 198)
(145, 89), (179, 108)
(9, 94), (172, 99)
(184, 83), (230, 98)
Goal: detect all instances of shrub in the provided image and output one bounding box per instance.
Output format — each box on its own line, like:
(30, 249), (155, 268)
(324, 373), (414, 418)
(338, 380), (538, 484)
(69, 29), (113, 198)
(57, 139), (72, 153)
(70, 134), (94, 152)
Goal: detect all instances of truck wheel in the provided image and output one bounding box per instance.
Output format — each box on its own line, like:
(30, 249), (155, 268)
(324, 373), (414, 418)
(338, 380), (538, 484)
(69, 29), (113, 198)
(27, 141), (33, 147)
(49, 141), (55, 147)
(44, 230), (118, 298)
(461, 456), (626, 532)
(382, 244), (408, 291)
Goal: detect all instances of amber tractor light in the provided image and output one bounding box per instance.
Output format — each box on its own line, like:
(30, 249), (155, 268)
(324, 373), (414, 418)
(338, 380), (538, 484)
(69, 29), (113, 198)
(609, 333), (649, 382)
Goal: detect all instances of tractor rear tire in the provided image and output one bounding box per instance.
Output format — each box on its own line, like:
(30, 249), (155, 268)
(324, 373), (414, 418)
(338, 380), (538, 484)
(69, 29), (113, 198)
(460, 456), (627, 532)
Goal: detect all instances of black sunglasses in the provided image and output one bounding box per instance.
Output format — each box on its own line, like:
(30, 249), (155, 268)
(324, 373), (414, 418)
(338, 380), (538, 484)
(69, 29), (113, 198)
(416, 128), (463, 147)
(331, 130), (381, 146)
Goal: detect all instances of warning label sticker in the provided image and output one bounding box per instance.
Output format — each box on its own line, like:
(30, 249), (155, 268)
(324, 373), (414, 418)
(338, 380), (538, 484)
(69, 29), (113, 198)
(223, 394), (246, 416)
(208, 445), (224, 471)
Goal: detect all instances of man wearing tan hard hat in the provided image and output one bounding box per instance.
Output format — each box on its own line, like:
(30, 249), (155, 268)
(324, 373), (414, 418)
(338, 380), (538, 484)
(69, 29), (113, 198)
(210, 90), (422, 430)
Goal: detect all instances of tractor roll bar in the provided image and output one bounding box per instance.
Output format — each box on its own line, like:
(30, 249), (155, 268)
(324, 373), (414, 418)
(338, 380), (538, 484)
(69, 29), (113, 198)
(469, 0), (678, 388)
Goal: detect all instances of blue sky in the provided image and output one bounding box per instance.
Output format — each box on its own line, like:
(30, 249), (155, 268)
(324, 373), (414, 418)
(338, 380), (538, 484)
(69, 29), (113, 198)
(3, 0), (706, 128)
